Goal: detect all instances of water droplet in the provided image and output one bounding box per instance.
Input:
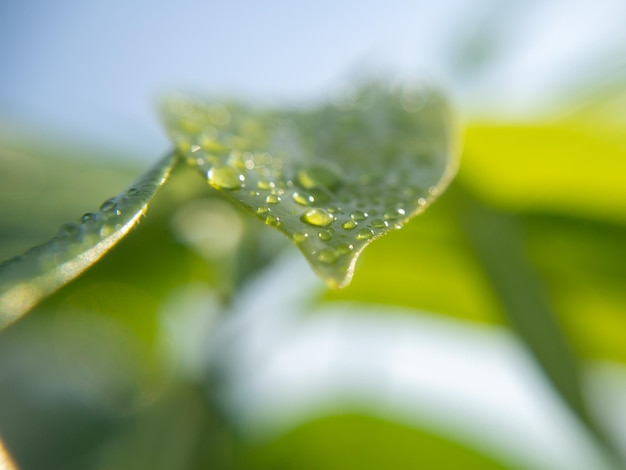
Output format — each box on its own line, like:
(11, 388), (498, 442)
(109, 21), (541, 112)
(383, 208), (406, 220)
(292, 191), (314, 206)
(301, 208), (334, 227)
(372, 219), (388, 228)
(342, 220), (358, 230)
(428, 186), (439, 196)
(350, 210), (368, 221)
(317, 249), (337, 264)
(356, 228), (374, 240)
(265, 215), (280, 226)
(100, 199), (117, 212)
(256, 206), (269, 215)
(417, 197), (426, 206)
(208, 165), (244, 189)
(265, 194), (281, 204)
(318, 230), (333, 241)
(293, 231), (308, 243)
(297, 165), (340, 190)
(257, 180), (273, 190)
(336, 243), (353, 255)
(127, 187), (140, 197)
(81, 212), (97, 224)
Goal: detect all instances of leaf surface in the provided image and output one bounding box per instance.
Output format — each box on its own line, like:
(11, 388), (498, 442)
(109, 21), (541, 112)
(162, 82), (456, 287)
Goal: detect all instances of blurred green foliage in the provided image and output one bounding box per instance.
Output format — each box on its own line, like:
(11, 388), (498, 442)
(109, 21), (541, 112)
(0, 109), (625, 469)
(239, 414), (510, 470)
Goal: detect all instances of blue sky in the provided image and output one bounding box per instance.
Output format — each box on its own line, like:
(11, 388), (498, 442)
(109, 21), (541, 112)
(1, 0), (624, 159)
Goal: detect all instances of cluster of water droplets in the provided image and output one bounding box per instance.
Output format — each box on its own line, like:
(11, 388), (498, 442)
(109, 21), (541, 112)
(162, 82), (453, 287)
(5, 196), (130, 279)
(0, 155), (175, 282)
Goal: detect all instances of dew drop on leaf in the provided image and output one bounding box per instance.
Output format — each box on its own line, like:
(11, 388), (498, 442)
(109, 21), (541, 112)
(257, 180), (272, 190)
(342, 220), (358, 230)
(356, 228), (374, 240)
(100, 199), (117, 213)
(264, 214), (280, 226)
(350, 210), (368, 221)
(336, 243), (353, 255)
(292, 231), (308, 243)
(81, 212), (96, 224)
(383, 208), (406, 220)
(292, 191), (314, 206)
(371, 219), (388, 228)
(207, 165), (244, 189)
(318, 230), (333, 241)
(300, 208), (335, 227)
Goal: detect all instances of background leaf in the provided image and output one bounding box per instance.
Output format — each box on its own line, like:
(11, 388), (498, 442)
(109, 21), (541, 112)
(0, 152), (179, 327)
(457, 190), (621, 463)
(238, 413), (511, 470)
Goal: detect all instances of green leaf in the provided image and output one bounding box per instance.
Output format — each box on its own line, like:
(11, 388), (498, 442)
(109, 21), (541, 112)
(0, 152), (179, 327)
(238, 413), (511, 470)
(162, 82), (457, 288)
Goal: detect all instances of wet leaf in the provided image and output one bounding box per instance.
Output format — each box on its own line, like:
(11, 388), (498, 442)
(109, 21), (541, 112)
(162, 82), (457, 288)
(0, 153), (179, 327)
